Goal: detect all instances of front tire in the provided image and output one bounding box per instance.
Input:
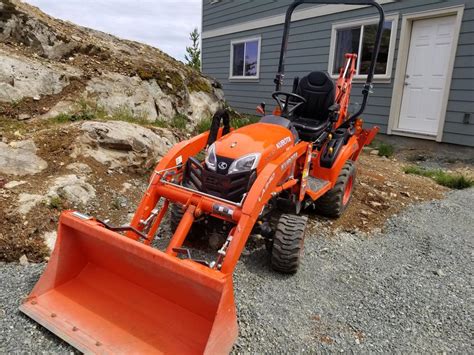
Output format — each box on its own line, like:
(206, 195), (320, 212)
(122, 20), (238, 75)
(271, 214), (308, 274)
(315, 160), (356, 218)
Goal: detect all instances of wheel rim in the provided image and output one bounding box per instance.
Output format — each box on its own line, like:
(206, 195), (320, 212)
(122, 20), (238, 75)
(342, 175), (354, 206)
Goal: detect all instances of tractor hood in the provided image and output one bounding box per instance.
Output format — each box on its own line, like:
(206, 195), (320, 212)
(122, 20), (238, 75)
(210, 122), (295, 174)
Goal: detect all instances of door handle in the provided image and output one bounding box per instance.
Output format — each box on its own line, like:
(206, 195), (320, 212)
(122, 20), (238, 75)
(404, 82), (410, 86)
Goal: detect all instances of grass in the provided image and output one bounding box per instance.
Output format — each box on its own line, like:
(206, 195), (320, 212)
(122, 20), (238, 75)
(49, 99), (106, 124)
(48, 99), (194, 131)
(170, 114), (189, 130)
(45, 98), (259, 137)
(367, 140), (395, 158)
(195, 116), (213, 134)
(377, 143), (395, 158)
(48, 196), (63, 210)
(403, 165), (474, 190)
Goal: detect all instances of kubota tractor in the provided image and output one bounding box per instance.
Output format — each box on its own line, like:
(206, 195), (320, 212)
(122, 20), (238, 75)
(20, 0), (385, 353)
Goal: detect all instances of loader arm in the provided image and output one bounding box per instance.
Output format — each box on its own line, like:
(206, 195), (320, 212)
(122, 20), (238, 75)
(221, 141), (310, 273)
(129, 128), (226, 239)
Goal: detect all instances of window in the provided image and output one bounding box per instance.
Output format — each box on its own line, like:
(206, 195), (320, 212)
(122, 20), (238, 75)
(230, 37), (261, 79)
(329, 16), (398, 80)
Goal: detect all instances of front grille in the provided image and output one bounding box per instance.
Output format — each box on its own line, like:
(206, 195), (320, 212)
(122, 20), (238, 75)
(183, 157), (255, 203)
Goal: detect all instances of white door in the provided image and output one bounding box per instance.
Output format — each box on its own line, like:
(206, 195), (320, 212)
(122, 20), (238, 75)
(398, 15), (456, 136)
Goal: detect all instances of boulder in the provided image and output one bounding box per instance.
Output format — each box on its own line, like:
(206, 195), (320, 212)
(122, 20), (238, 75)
(48, 174), (96, 206)
(85, 72), (177, 122)
(17, 193), (43, 215)
(187, 91), (221, 125)
(0, 50), (81, 102)
(19, 254), (29, 266)
(42, 231), (57, 252)
(66, 162), (92, 175)
(40, 100), (76, 119)
(0, 140), (47, 175)
(4, 180), (26, 189)
(71, 121), (176, 170)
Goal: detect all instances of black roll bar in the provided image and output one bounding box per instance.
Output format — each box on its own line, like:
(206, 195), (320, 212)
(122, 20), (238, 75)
(275, 0), (385, 121)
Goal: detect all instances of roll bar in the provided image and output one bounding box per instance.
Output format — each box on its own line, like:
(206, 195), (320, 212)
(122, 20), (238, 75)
(275, 0), (385, 121)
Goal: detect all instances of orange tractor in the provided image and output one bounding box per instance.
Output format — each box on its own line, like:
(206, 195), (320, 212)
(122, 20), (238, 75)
(20, 0), (385, 353)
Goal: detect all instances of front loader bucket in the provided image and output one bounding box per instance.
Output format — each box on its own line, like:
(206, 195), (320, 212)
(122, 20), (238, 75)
(20, 211), (237, 354)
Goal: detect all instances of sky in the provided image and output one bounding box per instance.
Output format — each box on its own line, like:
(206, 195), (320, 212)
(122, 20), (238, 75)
(26, 0), (202, 61)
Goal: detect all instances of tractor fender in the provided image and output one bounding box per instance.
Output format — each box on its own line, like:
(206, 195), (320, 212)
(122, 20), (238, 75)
(312, 134), (360, 187)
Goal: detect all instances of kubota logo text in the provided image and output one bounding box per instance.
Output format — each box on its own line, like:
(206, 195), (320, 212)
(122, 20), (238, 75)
(276, 136), (291, 149)
(280, 153), (298, 171)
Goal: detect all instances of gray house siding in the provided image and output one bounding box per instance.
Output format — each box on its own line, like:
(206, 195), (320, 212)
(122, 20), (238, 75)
(202, 0), (474, 147)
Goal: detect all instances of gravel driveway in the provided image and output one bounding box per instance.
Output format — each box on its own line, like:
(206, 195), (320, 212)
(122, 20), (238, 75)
(1, 189), (473, 353)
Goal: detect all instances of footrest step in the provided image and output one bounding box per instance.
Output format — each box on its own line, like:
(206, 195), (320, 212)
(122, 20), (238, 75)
(307, 177), (330, 191)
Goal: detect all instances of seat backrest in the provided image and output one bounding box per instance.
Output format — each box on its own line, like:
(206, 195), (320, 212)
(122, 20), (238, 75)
(295, 71), (336, 121)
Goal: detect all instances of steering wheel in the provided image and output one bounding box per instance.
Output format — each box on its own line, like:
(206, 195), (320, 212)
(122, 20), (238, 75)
(272, 91), (306, 117)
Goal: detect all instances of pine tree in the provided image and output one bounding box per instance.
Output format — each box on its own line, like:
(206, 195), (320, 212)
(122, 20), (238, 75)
(185, 28), (201, 71)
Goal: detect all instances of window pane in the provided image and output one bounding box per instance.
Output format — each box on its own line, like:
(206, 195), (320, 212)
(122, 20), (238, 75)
(360, 21), (392, 75)
(244, 40), (259, 76)
(333, 27), (361, 74)
(232, 43), (244, 76)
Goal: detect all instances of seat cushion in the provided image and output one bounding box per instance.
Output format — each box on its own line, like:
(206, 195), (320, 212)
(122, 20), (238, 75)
(291, 117), (330, 141)
(294, 71), (336, 122)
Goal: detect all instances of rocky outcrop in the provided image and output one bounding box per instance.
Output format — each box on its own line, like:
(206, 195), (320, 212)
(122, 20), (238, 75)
(188, 91), (221, 123)
(0, 139), (47, 175)
(0, 0), (224, 124)
(85, 72), (177, 122)
(72, 121), (177, 170)
(0, 49), (81, 102)
(0, 0), (78, 60)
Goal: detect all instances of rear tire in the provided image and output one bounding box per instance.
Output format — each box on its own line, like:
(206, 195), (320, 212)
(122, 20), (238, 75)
(271, 214), (308, 274)
(315, 160), (356, 218)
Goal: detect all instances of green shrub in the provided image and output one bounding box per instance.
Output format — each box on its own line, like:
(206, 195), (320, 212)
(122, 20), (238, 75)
(377, 143), (395, 157)
(433, 172), (473, 189)
(403, 166), (473, 190)
(48, 196), (63, 210)
(231, 114), (260, 129)
(151, 119), (170, 128)
(50, 113), (74, 123)
(110, 106), (141, 123)
(195, 117), (213, 133)
(49, 99), (107, 124)
(170, 114), (189, 130)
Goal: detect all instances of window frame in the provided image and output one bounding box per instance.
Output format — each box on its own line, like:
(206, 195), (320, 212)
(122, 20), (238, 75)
(229, 36), (261, 80)
(328, 14), (399, 82)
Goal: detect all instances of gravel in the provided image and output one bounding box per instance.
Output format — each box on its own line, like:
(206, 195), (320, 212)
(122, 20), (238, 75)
(1, 189), (473, 353)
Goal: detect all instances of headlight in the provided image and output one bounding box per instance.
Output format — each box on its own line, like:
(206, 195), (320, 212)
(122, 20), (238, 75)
(205, 143), (217, 171)
(228, 153), (260, 174)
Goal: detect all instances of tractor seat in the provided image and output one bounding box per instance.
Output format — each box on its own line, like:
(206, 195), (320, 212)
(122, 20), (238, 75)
(292, 71), (336, 141)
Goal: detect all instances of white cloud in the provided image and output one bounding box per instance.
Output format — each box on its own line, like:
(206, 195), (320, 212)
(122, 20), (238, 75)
(25, 0), (202, 61)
